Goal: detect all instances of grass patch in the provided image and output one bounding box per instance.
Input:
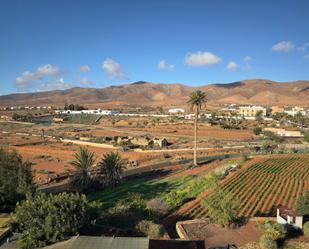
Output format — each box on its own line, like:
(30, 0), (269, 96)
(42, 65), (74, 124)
(87, 172), (219, 211)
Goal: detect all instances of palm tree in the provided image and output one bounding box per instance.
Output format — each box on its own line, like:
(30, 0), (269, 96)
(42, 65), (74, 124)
(98, 151), (123, 188)
(70, 147), (96, 192)
(187, 90), (207, 166)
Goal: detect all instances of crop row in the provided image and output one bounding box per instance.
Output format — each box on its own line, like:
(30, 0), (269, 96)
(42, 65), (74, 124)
(183, 156), (309, 219)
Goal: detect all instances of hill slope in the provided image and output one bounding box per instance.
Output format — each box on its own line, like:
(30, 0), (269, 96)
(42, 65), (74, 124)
(0, 79), (308, 108)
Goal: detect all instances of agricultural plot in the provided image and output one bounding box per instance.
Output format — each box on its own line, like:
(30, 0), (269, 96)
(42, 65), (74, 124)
(184, 156), (309, 219)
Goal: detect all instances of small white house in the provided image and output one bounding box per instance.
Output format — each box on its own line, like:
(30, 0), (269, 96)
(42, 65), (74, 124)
(277, 205), (303, 229)
(168, 108), (185, 114)
(184, 114), (195, 120)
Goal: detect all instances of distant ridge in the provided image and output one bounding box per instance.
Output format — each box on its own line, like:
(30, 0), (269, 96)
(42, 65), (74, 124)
(0, 79), (309, 107)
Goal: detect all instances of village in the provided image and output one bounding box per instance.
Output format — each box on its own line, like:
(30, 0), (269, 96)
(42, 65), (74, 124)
(1, 1), (309, 248)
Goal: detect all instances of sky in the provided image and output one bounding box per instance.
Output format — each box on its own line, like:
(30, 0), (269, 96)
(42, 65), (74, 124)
(0, 0), (309, 95)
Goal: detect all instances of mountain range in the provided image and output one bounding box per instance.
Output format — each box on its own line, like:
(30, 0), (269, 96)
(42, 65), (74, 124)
(0, 79), (308, 108)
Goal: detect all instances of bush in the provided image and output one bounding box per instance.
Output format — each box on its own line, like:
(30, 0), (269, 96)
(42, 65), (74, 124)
(304, 132), (309, 143)
(296, 191), (309, 216)
(259, 220), (286, 240)
(0, 148), (34, 212)
(101, 193), (148, 229)
(259, 235), (277, 249)
(239, 242), (260, 249)
(253, 127), (262, 135)
(304, 222), (309, 237)
(15, 192), (94, 249)
(202, 187), (240, 227)
(135, 220), (165, 239)
(146, 198), (171, 217)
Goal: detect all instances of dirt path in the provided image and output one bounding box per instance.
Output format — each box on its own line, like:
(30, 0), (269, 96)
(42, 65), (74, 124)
(60, 138), (119, 149)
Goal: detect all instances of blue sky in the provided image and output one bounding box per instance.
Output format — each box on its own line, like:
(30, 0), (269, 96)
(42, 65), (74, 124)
(0, 0), (309, 94)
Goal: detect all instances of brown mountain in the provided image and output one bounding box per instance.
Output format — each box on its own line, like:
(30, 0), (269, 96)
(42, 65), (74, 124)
(0, 79), (308, 108)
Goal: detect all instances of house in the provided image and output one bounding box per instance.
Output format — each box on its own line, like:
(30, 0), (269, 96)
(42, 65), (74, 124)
(0, 236), (206, 249)
(168, 108), (185, 114)
(264, 128), (304, 138)
(131, 136), (154, 147)
(116, 136), (131, 144)
(238, 106), (266, 117)
(52, 117), (64, 123)
(284, 106), (306, 116)
(153, 137), (168, 147)
(277, 205), (303, 229)
(185, 114), (195, 120)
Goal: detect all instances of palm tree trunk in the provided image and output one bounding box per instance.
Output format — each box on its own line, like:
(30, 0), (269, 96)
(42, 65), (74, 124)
(194, 107), (198, 166)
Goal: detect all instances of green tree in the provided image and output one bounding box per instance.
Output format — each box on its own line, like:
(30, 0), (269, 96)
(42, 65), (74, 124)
(259, 235), (277, 249)
(98, 151), (123, 188)
(255, 110), (264, 122)
(296, 190), (309, 216)
(253, 127), (262, 135)
(70, 147), (96, 192)
(15, 192), (94, 249)
(187, 90), (207, 166)
(202, 187), (240, 227)
(304, 132), (309, 143)
(304, 222), (309, 237)
(0, 148), (34, 212)
(258, 220), (286, 240)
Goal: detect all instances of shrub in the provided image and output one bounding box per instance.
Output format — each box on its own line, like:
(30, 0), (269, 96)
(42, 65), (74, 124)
(101, 193), (148, 229)
(304, 222), (309, 237)
(304, 132), (309, 143)
(259, 235), (277, 249)
(253, 127), (262, 135)
(259, 220), (286, 240)
(0, 148), (34, 212)
(296, 191), (309, 216)
(202, 187), (240, 227)
(146, 198), (171, 217)
(239, 242), (260, 249)
(15, 192), (94, 249)
(135, 220), (165, 239)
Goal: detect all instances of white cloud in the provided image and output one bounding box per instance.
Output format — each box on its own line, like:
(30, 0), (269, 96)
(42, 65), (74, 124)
(272, 41), (294, 52)
(185, 51), (221, 66)
(37, 78), (71, 91)
(298, 42), (309, 51)
(304, 54), (309, 59)
(15, 71), (37, 89)
(15, 64), (62, 90)
(80, 65), (90, 73)
(102, 58), (128, 79)
(158, 60), (175, 70)
(243, 56), (252, 62)
(79, 77), (94, 85)
(36, 64), (61, 77)
(227, 61), (239, 71)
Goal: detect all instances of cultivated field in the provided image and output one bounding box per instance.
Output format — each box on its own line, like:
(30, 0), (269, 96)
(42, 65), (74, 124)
(182, 155), (309, 219)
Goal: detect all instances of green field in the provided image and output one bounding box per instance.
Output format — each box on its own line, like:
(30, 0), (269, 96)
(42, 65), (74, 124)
(87, 171), (219, 211)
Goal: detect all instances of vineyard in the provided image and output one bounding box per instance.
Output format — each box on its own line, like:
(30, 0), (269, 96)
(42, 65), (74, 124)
(183, 156), (309, 219)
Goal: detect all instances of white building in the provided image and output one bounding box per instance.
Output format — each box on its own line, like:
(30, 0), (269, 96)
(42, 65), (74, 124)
(168, 108), (185, 114)
(264, 128), (304, 138)
(56, 109), (119, 115)
(277, 206), (303, 230)
(184, 114), (195, 120)
(284, 106), (306, 116)
(238, 106), (266, 117)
